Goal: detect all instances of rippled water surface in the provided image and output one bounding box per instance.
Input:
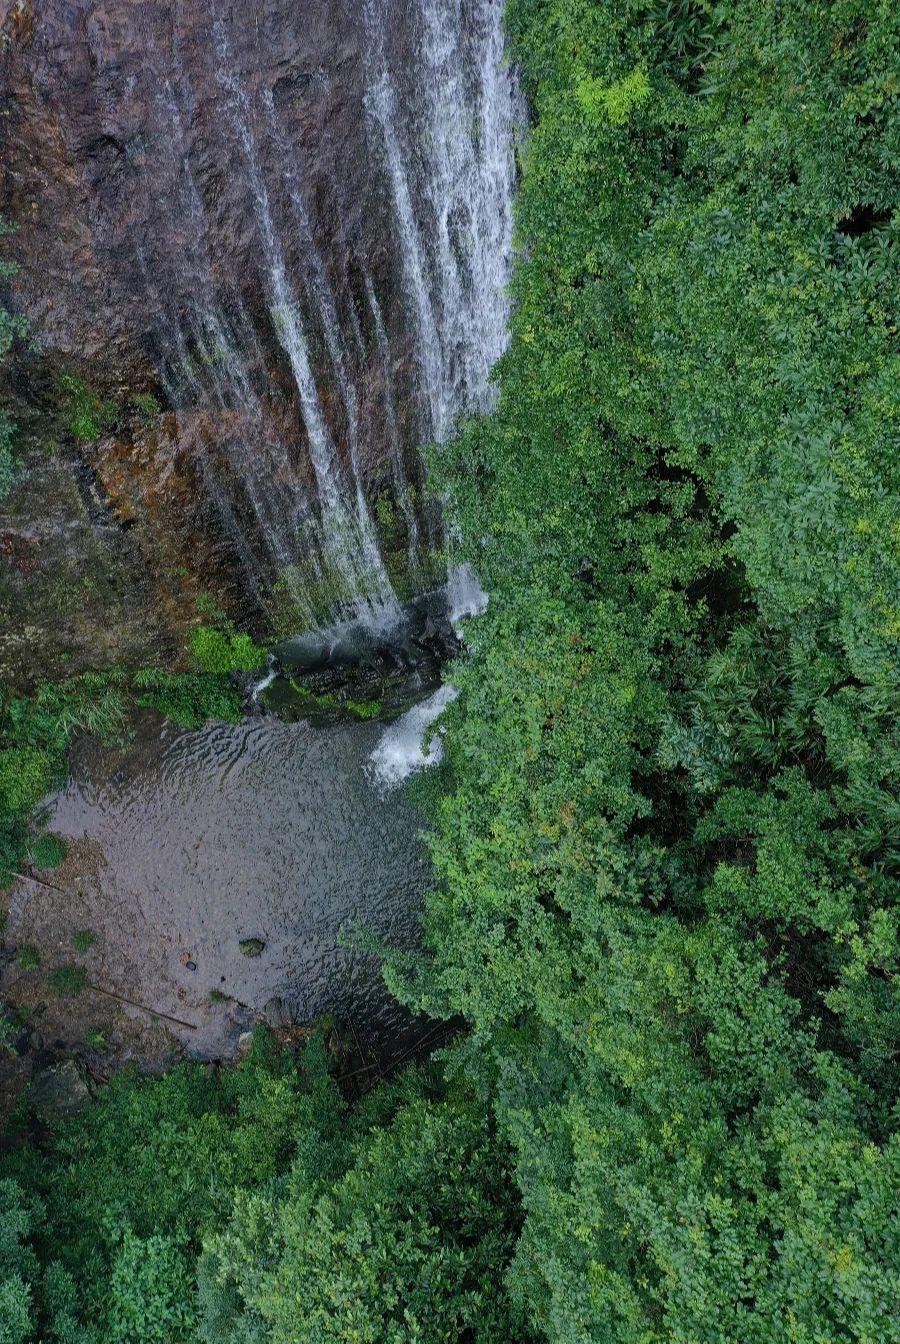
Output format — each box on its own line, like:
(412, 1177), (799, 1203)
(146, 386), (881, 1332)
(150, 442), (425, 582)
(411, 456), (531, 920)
(47, 709), (432, 1056)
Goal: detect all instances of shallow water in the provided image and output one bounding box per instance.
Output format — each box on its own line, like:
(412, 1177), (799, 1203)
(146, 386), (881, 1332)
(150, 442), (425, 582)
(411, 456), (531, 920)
(45, 707), (434, 1057)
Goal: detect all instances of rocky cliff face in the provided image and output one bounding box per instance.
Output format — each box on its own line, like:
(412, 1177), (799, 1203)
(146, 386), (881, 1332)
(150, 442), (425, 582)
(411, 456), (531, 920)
(0, 0), (518, 646)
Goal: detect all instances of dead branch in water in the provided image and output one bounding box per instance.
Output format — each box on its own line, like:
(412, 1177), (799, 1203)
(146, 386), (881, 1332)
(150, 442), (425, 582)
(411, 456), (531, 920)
(12, 871), (66, 895)
(86, 983), (198, 1031)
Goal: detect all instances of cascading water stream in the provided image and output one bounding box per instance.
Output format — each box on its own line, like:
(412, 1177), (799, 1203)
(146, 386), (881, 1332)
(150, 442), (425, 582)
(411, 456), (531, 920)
(212, 15), (402, 630)
(364, 273), (421, 571)
(362, 0), (519, 442)
(136, 58), (322, 614)
(259, 86), (402, 626)
(361, 9), (447, 444)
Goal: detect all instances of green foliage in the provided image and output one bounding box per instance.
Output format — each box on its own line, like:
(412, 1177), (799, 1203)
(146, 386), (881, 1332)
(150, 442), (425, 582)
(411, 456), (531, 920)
(107, 1230), (195, 1344)
(0, 673), (130, 887)
(71, 930), (96, 954)
(47, 967), (86, 998)
(132, 669), (243, 729)
(131, 392), (162, 422)
(31, 673), (130, 744)
(27, 834), (67, 871)
(0, 1180), (40, 1344)
(59, 374), (119, 442)
(17, 947), (39, 972)
(0, 1037), (527, 1343)
(189, 625), (267, 675)
(374, 491), (397, 535)
(0, 750), (54, 817)
(285, 679), (384, 722)
(194, 591), (224, 620)
(343, 697), (383, 720)
(200, 1071), (531, 1344)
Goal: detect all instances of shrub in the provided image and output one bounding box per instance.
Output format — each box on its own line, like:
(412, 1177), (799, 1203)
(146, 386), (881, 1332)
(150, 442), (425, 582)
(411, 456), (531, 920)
(189, 627), (267, 675)
(132, 670), (243, 729)
(106, 1230), (196, 1344)
(59, 374), (119, 442)
(0, 1179), (41, 1344)
(34, 675), (129, 744)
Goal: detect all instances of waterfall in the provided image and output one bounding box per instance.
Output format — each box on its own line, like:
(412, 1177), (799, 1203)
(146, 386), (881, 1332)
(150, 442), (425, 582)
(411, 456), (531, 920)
(102, 0), (519, 632)
(361, 13), (447, 443)
(260, 88), (402, 626)
(362, 0), (519, 617)
(362, 0), (519, 443)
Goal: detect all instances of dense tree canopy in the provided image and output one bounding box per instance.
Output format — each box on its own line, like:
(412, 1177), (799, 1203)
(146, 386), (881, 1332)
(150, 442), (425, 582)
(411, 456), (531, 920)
(399, 0), (899, 1338)
(1, 1038), (527, 1344)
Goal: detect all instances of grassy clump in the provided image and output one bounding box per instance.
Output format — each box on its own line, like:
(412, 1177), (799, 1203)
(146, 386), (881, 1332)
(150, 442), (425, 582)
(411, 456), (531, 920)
(132, 669), (243, 730)
(28, 834), (67, 871)
(0, 748), (55, 816)
(131, 392), (162, 422)
(47, 966), (87, 997)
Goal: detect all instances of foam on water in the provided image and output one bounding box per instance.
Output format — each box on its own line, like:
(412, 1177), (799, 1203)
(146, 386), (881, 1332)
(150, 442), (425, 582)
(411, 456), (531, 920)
(367, 684), (460, 790)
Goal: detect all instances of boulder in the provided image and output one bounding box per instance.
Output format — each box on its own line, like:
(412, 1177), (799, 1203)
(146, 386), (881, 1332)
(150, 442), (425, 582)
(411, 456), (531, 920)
(29, 1059), (92, 1125)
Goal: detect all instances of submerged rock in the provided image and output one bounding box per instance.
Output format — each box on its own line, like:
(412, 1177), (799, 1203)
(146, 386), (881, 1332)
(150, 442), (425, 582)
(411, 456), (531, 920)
(239, 938), (266, 958)
(262, 996), (294, 1029)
